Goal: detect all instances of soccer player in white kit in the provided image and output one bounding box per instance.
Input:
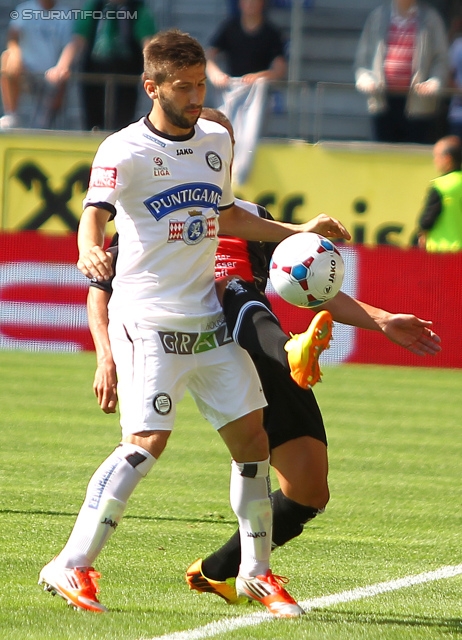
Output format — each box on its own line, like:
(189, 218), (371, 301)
(38, 29), (350, 617)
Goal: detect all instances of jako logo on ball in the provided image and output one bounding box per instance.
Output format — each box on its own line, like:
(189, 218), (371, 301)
(269, 232), (344, 308)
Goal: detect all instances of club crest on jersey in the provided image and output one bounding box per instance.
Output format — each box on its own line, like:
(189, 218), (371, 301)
(153, 156), (171, 177)
(168, 210), (217, 245)
(144, 182), (222, 221)
(206, 152), (222, 172)
(89, 167), (117, 189)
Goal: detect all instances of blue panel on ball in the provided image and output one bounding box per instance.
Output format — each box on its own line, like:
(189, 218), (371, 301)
(291, 264), (308, 280)
(320, 238), (334, 251)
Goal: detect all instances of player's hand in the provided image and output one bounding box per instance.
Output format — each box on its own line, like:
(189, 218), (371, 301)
(77, 246), (113, 281)
(300, 214), (351, 241)
(382, 315), (442, 356)
(93, 361), (118, 413)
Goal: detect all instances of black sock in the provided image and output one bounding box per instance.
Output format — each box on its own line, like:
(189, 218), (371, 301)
(202, 489), (321, 581)
(222, 279), (289, 369)
(271, 489), (321, 548)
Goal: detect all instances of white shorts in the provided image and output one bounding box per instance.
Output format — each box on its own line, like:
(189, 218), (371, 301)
(108, 319), (267, 437)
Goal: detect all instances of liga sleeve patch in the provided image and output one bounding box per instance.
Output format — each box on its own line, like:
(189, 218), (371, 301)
(89, 167), (117, 189)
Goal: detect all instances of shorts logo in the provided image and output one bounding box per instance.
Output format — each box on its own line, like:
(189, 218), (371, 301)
(168, 211), (217, 244)
(153, 156), (171, 177)
(206, 152), (222, 172)
(89, 167), (117, 188)
(153, 393), (172, 415)
(159, 325), (232, 354)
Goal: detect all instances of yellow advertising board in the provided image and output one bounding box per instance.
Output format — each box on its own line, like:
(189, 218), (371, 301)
(0, 131), (434, 247)
(237, 141), (435, 248)
(0, 130), (104, 233)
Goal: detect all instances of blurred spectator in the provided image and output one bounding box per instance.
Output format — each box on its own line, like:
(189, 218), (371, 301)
(0, 0), (74, 129)
(418, 134), (462, 251)
(447, 17), (462, 136)
(227, 0), (240, 18)
(206, 0), (287, 185)
(49, 0), (156, 130)
(206, 0), (287, 90)
(355, 0), (449, 144)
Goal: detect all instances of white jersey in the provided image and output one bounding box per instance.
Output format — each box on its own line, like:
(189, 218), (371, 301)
(84, 116), (234, 330)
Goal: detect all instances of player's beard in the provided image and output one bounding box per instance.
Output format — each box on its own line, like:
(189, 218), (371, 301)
(157, 90), (202, 131)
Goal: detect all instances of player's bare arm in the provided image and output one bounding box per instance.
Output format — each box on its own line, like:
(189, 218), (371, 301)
(87, 287), (118, 414)
(77, 206), (113, 281)
(322, 291), (441, 356)
(218, 204), (351, 243)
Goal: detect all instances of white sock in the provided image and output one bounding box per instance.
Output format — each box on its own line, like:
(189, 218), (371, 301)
(56, 443), (156, 569)
(230, 458), (272, 578)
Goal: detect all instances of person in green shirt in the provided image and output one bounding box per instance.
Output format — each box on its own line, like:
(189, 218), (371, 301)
(418, 135), (462, 252)
(48, 0), (156, 130)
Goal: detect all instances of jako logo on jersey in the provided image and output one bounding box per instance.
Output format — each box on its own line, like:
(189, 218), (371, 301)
(89, 167), (117, 189)
(153, 156), (171, 177)
(177, 148), (193, 156)
(144, 182), (222, 221)
(168, 211), (217, 245)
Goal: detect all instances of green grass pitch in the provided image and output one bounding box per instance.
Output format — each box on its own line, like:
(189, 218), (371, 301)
(0, 350), (460, 639)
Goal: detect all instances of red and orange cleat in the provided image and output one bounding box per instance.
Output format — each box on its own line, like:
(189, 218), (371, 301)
(39, 558), (107, 612)
(236, 570), (305, 617)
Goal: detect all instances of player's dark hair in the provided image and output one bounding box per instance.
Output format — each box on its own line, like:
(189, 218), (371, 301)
(143, 29), (206, 84)
(441, 135), (462, 170)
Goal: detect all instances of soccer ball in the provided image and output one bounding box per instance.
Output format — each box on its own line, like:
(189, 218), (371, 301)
(269, 233), (344, 309)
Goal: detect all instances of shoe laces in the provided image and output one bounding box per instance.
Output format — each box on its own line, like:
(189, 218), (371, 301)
(263, 571), (290, 591)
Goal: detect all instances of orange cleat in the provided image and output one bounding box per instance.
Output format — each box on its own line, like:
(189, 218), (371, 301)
(236, 570), (305, 617)
(284, 310), (333, 389)
(39, 559), (107, 612)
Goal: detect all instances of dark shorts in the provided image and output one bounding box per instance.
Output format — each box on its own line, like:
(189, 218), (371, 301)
(252, 354), (327, 449)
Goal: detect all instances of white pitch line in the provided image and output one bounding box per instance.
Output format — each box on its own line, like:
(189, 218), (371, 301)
(144, 564), (462, 640)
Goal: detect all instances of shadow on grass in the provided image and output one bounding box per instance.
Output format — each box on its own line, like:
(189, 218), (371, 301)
(308, 609), (462, 633)
(0, 507), (235, 525)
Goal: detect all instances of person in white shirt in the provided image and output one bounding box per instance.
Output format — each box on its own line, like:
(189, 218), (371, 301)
(38, 28), (350, 617)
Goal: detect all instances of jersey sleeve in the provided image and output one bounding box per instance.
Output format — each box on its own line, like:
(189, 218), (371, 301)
(83, 136), (133, 209)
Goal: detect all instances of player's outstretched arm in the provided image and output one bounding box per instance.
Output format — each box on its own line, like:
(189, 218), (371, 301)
(87, 286), (118, 413)
(322, 291), (441, 356)
(219, 204), (351, 242)
(77, 206), (113, 281)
